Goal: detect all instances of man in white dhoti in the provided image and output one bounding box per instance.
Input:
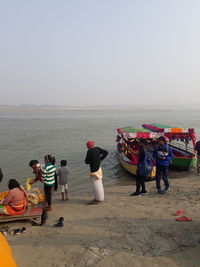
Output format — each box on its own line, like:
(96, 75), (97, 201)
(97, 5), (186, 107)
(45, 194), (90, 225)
(85, 141), (108, 205)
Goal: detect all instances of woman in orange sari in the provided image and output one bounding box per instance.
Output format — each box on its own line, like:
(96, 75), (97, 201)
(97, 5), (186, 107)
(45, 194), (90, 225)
(0, 179), (27, 215)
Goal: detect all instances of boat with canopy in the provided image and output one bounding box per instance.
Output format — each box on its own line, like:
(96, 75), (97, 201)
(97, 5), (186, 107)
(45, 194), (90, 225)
(142, 123), (196, 170)
(116, 127), (163, 177)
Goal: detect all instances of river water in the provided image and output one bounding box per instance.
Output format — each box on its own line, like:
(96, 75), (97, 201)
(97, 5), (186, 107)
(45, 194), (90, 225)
(0, 108), (199, 192)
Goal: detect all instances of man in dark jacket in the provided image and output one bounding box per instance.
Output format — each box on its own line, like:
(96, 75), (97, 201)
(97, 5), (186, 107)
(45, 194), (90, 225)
(153, 136), (173, 194)
(85, 140), (108, 205)
(0, 168), (3, 183)
(195, 140), (200, 173)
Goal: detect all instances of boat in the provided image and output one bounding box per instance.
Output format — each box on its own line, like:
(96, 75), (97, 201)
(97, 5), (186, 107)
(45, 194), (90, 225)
(116, 127), (163, 177)
(142, 123), (196, 170)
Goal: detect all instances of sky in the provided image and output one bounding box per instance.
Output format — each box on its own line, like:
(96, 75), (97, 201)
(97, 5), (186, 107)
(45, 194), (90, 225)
(0, 0), (200, 106)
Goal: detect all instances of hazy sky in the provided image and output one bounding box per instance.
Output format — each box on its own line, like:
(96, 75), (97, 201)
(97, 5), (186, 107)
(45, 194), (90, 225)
(0, 0), (200, 106)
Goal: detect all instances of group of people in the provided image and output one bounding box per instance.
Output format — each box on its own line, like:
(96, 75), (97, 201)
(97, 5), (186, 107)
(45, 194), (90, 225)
(29, 155), (71, 210)
(28, 141), (109, 208)
(0, 137), (176, 216)
(0, 141), (109, 216)
(130, 136), (173, 196)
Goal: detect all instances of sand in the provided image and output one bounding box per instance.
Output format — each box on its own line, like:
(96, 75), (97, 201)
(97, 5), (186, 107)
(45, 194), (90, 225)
(2, 170), (200, 267)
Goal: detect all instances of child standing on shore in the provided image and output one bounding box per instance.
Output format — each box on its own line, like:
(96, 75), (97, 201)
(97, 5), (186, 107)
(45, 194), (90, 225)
(43, 155), (56, 211)
(57, 160), (69, 201)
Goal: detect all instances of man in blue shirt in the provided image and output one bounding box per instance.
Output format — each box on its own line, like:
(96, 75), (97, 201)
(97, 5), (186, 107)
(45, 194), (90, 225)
(153, 136), (173, 194)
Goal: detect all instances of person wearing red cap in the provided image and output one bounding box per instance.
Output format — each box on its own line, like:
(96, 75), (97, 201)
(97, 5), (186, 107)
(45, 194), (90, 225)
(85, 141), (108, 205)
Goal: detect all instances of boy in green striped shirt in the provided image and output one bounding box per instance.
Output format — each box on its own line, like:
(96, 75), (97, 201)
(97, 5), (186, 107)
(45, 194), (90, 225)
(43, 155), (56, 211)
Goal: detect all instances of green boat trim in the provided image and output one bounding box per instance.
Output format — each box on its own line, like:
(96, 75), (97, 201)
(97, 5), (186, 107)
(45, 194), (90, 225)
(148, 123), (174, 129)
(120, 127), (150, 133)
(171, 156), (196, 170)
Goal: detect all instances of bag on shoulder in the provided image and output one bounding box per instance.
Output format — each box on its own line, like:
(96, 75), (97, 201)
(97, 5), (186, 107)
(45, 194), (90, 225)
(137, 150), (153, 177)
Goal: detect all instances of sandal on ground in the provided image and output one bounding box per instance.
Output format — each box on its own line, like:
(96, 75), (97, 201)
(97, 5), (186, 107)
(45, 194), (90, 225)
(176, 216), (192, 221)
(13, 229), (21, 235)
(173, 210), (187, 216)
(10, 229), (16, 235)
(0, 229), (8, 236)
(21, 227), (26, 233)
(53, 217), (64, 227)
(58, 217), (64, 224)
(0, 226), (9, 231)
(0, 226), (9, 235)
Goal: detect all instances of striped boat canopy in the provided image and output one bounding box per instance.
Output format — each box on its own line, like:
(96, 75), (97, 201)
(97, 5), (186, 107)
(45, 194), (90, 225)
(117, 128), (163, 139)
(142, 123), (196, 147)
(120, 127), (150, 133)
(142, 123), (195, 134)
(145, 123), (173, 129)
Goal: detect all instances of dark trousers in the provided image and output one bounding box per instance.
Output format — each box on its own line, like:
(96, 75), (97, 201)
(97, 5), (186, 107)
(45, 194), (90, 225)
(136, 174), (146, 193)
(156, 164), (169, 191)
(44, 184), (53, 206)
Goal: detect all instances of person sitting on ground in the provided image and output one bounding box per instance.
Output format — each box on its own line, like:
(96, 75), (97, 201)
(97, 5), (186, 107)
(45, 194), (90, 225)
(0, 179), (27, 215)
(153, 136), (173, 194)
(43, 155), (56, 211)
(57, 160), (69, 201)
(130, 139), (149, 197)
(29, 160), (44, 184)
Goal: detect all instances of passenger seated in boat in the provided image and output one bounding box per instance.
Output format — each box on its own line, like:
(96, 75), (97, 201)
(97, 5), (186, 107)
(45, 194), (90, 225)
(118, 143), (126, 153)
(127, 144), (139, 164)
(0, 179), (27, 215)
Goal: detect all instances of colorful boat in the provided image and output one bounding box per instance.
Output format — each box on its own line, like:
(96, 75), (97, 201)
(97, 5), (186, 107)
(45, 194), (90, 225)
(116, 127), (163, 177)
(142, 123), (196, 170)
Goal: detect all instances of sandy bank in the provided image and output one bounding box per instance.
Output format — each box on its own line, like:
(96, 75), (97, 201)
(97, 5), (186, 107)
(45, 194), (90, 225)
(2, 170), (200, 267)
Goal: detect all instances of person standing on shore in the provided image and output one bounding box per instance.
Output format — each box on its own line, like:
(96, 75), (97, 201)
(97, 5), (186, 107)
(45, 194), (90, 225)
(130, 139), (149, 197)
(43, 155), (56, 210)
(85, 141), (108, 205)
(57, 160), (69, 201)
(0, 168), (3, 183)
(29, 160), (44, 184)
(153, 136), (173, 194)
(195, 140), (200, 173)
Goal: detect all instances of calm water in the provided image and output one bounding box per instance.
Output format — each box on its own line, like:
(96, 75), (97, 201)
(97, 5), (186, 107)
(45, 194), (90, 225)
(0, 108), (200, 192)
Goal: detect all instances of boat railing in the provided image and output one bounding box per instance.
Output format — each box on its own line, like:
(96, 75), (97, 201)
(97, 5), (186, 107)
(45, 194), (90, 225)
(170, 141), (195, 154)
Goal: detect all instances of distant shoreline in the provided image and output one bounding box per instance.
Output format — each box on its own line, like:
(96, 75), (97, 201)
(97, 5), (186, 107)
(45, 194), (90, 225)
(0, 106), (172, 112)
(0, 105), (198, 112)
